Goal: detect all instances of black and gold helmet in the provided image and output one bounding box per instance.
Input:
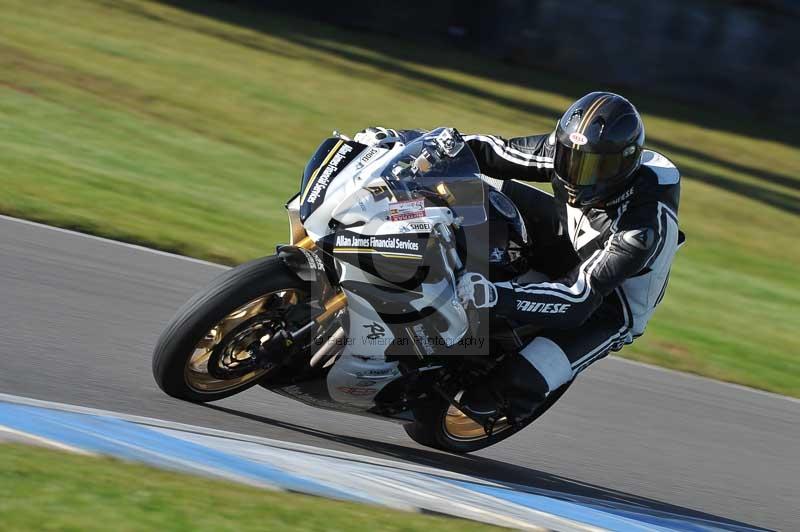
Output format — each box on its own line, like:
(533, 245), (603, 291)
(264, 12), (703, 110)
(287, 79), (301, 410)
(553, 92), (645, 208)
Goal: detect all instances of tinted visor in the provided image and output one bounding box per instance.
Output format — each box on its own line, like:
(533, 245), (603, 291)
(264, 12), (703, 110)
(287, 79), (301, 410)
(554, 146), (627, 186)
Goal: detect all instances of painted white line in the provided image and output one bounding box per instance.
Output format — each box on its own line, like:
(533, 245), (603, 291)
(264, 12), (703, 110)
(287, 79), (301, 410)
(0, 424), (94, 455)
(2, 213), (796, 405)
(0, 214), (228, 270)
(363, 474), (556, 531)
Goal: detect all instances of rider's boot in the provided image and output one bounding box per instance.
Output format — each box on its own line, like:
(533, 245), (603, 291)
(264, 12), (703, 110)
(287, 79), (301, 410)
(492, 337), (573, 424)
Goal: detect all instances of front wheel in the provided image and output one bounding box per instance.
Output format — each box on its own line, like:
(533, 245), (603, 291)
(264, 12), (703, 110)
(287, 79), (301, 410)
(404, 384), (571, 453)
(152, 255), (312, 402)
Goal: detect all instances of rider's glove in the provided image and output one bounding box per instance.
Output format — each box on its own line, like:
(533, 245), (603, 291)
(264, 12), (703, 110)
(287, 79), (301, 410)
(353, 127), (399, 146)
(457, 272), (498, 309)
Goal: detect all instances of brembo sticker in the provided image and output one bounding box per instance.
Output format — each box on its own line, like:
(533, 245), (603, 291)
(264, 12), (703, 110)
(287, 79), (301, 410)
(389, 199), (425, 221)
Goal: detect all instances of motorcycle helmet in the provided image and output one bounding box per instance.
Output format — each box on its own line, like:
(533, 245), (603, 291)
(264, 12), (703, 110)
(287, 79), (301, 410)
(552, 92), (645, 208)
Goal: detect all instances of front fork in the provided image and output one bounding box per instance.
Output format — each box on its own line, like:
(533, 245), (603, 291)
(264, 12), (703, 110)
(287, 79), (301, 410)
(278, 199), (348, 366)
(284, 192), (347, 319)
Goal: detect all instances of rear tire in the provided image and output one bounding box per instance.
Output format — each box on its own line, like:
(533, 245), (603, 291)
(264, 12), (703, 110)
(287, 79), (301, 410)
(404, 384), (570, 453)
(152, 255), (309, 403)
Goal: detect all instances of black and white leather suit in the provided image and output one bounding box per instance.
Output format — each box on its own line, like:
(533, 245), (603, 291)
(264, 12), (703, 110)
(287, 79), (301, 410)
(465, 131), (683, 393)
(354, 127), (683, 395)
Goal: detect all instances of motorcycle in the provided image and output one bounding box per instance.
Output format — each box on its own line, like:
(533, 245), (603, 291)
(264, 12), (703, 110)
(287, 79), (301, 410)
(152, 128), (569, 453)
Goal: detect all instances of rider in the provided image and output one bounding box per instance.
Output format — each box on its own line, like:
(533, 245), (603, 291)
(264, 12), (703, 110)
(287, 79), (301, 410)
(354, 91), (683, 421)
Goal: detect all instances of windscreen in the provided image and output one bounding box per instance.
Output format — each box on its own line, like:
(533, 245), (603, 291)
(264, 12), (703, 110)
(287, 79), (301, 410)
(378, 128), (486, 226)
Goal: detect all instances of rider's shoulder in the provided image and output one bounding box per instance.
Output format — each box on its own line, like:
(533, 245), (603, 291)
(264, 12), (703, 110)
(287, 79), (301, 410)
(638, 149), (680, 186)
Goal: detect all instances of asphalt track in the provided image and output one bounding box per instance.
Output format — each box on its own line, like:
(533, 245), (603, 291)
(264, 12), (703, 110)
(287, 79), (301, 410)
(0, 215), (797, 530)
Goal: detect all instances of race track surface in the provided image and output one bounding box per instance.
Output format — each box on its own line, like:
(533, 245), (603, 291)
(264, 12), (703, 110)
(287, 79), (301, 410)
(0, 215), (797, 530)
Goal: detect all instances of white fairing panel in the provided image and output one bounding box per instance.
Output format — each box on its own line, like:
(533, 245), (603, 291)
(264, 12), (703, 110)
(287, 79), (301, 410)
(409, 278), (468, 347)
(326, 290), (402, 406)
(305, 133), (475, 406)
(302, 144), (395, 240)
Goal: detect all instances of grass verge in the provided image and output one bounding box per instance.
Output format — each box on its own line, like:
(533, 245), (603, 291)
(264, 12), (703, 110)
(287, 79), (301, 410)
(0, 444), (498, 531)
(0, 0), (798, 395)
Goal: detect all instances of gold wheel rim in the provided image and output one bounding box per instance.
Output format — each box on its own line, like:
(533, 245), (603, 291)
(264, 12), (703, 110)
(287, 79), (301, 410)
(442, 392), (512, 442)
(184, 290), (299, 393)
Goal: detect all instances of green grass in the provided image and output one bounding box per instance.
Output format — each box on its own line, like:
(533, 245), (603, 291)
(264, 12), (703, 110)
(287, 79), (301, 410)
(1, 0), (798, 395)
(0, 444), (498, 531)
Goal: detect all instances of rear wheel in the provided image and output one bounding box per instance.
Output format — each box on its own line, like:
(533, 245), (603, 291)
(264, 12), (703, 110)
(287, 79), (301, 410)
(404, 384), (570, 453)
(152, 256), (311, 402)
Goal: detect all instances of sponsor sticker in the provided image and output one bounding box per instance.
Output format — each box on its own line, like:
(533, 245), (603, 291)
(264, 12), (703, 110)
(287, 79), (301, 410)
(489, 247), (506, 263)
(334, 234), (420, 252)
(569, 132), (588, 146)
(299, 248), (324, 270)
(606, 186), (634, 206)
(389, 199), (425, 221)
(404, 221), (432, 232)
(355, 146), (383, 170)
(336, 386), (376, 397)
(411, 323), (435, 356)
(515, 301), (572, 314)
(363, 322), (386, 340)
(305, 143), (355, 204)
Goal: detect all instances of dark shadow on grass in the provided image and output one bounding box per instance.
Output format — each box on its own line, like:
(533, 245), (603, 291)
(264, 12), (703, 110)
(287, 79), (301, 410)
(202, 402), (768, 531)
(649, 138), (800, 194)
(143, 0), (799, 216)
(152, 0), (799, 145)
(674, 161), (800, 216)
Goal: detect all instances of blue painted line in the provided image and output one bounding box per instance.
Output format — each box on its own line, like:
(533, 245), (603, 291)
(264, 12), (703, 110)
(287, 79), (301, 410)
(0, 402), (369, 504)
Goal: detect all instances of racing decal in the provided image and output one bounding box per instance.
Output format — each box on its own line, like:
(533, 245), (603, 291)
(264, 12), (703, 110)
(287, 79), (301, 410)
(566, 204), (601, 250)
(489, 247), (506, 263)
(300, 141), (363, 220)
(336, 386), (376, 397)
(400, 221), (432, 233)
(621, 228), (655, 250)
(516, 301), (572, 313)
(569, 132), (588, 146)
(303, 142), (355, 204)
(388, 199), (425, 221)
(332, 232), (423, 260)
(363, 322), (386, 340)
(410, 323), (435, 356)
(606, 186), (634, 206)
(354, 146), (385, 170)
(298, 247), (325, 270)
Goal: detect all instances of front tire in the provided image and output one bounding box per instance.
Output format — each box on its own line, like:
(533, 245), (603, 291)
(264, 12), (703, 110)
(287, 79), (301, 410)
(152, 256), (310, 402)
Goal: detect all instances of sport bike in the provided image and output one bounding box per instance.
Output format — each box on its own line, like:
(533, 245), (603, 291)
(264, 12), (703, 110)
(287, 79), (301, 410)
(152, 128), (569, 453)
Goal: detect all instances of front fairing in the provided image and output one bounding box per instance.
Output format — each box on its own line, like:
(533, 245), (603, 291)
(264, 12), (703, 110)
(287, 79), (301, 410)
(284, 129), (488, 413)
(298, 128), (487, 241)
(377, 128), (487, 227)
